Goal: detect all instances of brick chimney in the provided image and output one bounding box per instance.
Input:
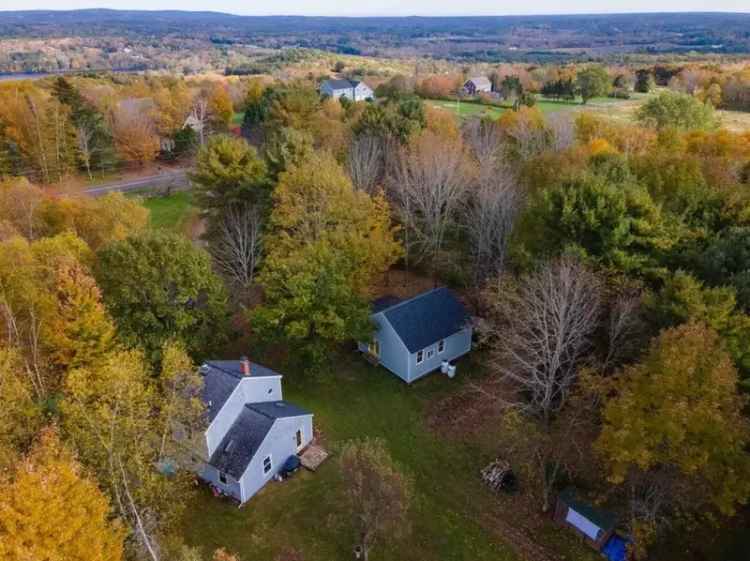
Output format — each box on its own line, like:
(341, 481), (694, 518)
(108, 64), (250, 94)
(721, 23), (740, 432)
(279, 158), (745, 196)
(240, 356), (251, 376)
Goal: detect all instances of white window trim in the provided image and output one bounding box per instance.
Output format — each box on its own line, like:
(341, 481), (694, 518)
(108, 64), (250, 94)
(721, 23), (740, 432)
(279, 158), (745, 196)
(262, 454), (273, 475)
(219, 471), (228, 484)
(295, 428), (304, 451)
(438, 339), (445, 353)
(416, 350), (424, 364)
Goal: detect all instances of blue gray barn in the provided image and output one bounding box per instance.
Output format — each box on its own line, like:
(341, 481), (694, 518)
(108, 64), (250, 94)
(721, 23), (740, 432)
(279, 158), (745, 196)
(193, 358), (313, 503)
(358, 288), (473, 383)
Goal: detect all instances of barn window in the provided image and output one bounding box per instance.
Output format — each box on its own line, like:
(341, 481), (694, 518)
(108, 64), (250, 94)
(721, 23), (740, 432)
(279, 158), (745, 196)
(296, 429), (303, 449)
(219, 472), (227, 484)
(263, 455), (272, 475)
(416, 350), (424, 364)
(438, 340), (445, 353)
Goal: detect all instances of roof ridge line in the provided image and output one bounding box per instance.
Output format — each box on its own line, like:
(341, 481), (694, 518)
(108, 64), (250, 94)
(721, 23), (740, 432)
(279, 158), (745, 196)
(379, 286), (447, 314)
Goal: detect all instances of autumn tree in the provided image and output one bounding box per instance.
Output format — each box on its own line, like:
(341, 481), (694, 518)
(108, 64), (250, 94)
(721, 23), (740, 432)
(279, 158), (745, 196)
(637, 91), (719, 131)
(0, 84), (77, 183)
(62, 350), (179, 561)
(44, 191), (149, 251)
(595, 323), (750, 552)
(52, 77), (116, 178)
(487, 257), (602, 425)
(348, 134), (386, 194)
(0, 346), (43, 472)
(576, 65), (611, 104)
(190, 135), (269, 222)
(0, 233), (93, 397)
(390, 130), (469, 272)
(207, 83), (233, 131)
(0, 427), (126, 561)
(263, 126), (313, 181)
(252, 152), (401, 366)
(95, 230), (228, 362)
(521, 172), (673, 277)
(339, 438), (412, 561)
(156, 341), (204, 463)
(109, 98), (160, 164)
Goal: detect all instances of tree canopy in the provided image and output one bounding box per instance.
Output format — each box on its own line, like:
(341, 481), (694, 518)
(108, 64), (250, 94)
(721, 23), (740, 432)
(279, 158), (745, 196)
(94, 230), (228, 362)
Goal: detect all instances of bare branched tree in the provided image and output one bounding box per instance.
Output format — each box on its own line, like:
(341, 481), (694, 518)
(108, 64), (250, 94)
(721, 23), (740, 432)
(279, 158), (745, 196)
(210, 203), (263, 292)
(348, 134), (384, 193)
(546, 112), (576, 153)
(464, 158), (521, 286)
(389, 132), (469, 271)
(462, 117), (503, 170)
(487, 257), (602, 426)
(601, 291), (643, 372)
(76, 123), (95, 180)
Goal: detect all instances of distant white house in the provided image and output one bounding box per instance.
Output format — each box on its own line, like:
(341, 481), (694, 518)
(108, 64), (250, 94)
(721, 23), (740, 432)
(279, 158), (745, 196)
(192, 358), (313, 504)
(463, 76), (493, 95)
(320, 79), (374, 102)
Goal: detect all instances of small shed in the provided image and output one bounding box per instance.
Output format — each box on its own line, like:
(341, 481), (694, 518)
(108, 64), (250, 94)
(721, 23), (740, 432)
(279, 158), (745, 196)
(554, 488), (617, 551)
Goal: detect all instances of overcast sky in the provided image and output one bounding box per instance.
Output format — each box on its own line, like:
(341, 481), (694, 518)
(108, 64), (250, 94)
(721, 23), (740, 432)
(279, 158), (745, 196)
(0, 1), (748, 16)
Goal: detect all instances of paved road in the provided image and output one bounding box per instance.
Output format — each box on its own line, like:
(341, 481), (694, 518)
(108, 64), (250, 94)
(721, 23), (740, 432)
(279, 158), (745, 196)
(84, 169), (190, 197)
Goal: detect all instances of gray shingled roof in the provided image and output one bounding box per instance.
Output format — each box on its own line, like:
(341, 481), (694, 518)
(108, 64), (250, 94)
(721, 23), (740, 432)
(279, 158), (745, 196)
(379, 287), (470, 353)
(208, 400), (311, 479)
(209, 405), (275, 479)
(200, 360), (282, 423)
(322, 79), (354, 91)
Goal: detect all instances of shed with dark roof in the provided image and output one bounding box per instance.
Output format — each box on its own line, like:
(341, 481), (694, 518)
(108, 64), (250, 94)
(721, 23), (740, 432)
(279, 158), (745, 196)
(358, 287), (473, 383)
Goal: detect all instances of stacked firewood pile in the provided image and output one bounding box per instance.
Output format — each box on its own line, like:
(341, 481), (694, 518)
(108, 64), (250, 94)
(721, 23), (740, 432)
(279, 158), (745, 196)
(481, 458), (517, 493)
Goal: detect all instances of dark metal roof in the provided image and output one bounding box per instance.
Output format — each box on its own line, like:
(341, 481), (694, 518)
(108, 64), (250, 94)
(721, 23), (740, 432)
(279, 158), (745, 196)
(208, 400), (311, 479)
(381, 287), (470, 353)
(200, 360), (282, 423)
(248, 400), (312, 419)
(372, 295), (402, 314)
(558, 488), (618, 533)
(322, 79), (353, 90)
(208, 405), (274, 479)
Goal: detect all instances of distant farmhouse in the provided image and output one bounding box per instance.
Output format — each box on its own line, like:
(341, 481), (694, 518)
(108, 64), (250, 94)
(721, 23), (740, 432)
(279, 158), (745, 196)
(193, 358), (313, 503)
(463, 76), (492, 95)
(358, 288), (473, 384)
(320, 79), (374, 102)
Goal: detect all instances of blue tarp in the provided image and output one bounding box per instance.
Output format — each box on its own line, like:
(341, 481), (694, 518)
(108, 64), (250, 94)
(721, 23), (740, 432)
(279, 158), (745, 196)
(602, 535), (628, 561)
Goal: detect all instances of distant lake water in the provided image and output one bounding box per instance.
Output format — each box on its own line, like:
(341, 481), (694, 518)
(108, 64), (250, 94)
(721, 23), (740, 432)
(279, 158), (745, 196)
(0, 69), (144, 82)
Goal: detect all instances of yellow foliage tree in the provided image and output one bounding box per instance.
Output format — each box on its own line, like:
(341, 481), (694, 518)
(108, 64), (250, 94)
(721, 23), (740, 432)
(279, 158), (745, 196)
(0, 427), (125, 561)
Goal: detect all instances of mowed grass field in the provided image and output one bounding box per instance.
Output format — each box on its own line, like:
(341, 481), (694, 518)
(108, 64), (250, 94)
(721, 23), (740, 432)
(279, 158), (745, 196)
(425, 94), (631, 121)
(141, 191), (196, 230)
(179, 349), (599, 561)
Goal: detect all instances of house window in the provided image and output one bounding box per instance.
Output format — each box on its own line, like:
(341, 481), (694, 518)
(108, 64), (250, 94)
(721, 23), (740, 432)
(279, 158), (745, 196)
(296, 429), (303, 449)
(219, 472), (227, 484)
(263, 455), (272, 475)
(368, 339), (380, 357)
(438, 340), (445, 353)
(416, 350), (424, 364)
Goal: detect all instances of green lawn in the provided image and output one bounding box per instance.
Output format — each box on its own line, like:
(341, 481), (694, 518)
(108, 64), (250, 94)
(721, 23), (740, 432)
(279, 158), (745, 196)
(142, 191), (195, 230)
(181, 351), (517, 561)
(180, 349), (599, 561)
(425, 94), (633, 121)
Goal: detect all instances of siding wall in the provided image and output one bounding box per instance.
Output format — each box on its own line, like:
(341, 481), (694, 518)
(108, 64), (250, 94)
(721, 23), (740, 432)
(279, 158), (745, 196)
(204, 376), (282, 457)
(408, 326), (473, 382)
(238, 415), (314, 503)
(358, 313), (410, 382)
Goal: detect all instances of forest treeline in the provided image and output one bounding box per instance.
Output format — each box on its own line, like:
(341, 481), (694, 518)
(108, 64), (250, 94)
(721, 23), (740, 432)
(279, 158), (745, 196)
(2, 63), (750, 561)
